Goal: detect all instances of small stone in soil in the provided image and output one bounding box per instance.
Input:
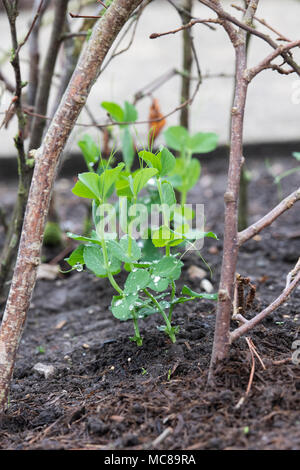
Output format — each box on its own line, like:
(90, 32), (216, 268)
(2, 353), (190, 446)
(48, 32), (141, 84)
(187, 265), (206, 281)
(33, 363), (56, 379)
(201, 279), (214, 293)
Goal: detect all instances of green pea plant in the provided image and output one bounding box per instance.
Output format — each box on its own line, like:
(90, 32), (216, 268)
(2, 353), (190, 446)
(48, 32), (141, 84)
(64, 146), (218, 346)
(164, 126), (219, 205)
(101, 100), (138, 172)
(78, 133), (102, 172)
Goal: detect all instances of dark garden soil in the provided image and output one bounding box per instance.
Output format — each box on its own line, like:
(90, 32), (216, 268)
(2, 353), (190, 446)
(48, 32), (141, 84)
(0, 152), (299, 450)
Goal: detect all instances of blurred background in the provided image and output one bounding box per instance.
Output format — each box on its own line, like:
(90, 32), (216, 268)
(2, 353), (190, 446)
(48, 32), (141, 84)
(0, 0), (300, 162)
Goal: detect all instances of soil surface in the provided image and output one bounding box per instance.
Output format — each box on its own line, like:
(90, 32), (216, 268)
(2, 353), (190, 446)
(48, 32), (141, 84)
(0, 153), (299, 450)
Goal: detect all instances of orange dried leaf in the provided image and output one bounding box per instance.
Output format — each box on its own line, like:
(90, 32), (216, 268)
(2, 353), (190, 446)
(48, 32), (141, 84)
(148, 98), (166, 142)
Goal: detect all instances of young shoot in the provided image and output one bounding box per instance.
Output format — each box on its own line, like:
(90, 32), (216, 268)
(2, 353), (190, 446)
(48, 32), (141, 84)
(65, 145), (218, 346)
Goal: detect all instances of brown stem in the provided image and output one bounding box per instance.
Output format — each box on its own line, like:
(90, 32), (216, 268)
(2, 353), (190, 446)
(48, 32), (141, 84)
(210, 42), (249, 367)
(0, 0), (143, 415)
(0, 1), (32, 298)
(27, 0), (51, 108)
(179, 0), (193, 129)
(238, 188), (300, 246)
(209, 1), (259, 370)
(29, 0), (69, 150)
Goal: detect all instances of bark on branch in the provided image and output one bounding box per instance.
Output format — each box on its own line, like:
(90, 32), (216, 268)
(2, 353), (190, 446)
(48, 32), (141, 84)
(29, 0), (69, 150)
(0, 0), (143, 414)
(238, 188), (300, 246)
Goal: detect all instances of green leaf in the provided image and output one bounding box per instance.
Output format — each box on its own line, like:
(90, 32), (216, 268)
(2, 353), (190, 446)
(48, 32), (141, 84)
(111, 294), (138, 321)
(107, 235), (141, 263)
(159, 147), (176, 175)
(72, 180), (97, 199)
(147, 276), (169, 292)
(106, 239), (129, 262)
(124, 270), (151, 294)
(115, 175), (133, 198)
(182, 285), (218, 300)
(152, 225), (173, 248)
(101, 101), (124, 122)
(140, 238), (162, 262)
(161, 181), (176, 207)
(164, 126), (189, 152)
(119, 235), (142, 261)
(138, 150), (162, 173)
(84, 245), (121, 277)
(99, 163), (125, 200)
(65, 245), (85, 267)
(173, 206), (194, 225)
(152, 256), (183, 280)
(78, 134), (100, 168)
(123, 101), (138, 123)
(182, 230), (218, 241)
(152, 225), (185, 248)
(133, 168), (158, 196)
(187, 132), (218, 154)
(172, 158), (201, 193)
(133, 300), (160, 319)
(83, 245), (106, 276)
(122, 127), (135, 171)
(66, 232), (102, 245)
(167, 174), (183, 188)
(73, 172), (101, 200)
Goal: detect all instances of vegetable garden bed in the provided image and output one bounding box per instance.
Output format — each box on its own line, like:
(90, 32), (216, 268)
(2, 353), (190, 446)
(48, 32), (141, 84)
(0, 153), (299, 450)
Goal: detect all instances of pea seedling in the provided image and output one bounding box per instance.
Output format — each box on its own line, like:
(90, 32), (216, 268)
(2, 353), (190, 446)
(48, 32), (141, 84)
(164, 126), (218, 205)
(66, 146), (217, 345)
(101, 100), (138, 171)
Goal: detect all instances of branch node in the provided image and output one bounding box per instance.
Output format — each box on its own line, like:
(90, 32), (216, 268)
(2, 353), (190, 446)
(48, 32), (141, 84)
(219, 289), (230, 302)
(224, 191), (235, 203)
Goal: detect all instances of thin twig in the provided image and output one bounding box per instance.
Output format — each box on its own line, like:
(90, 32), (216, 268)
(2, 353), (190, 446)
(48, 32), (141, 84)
(245, 337), (256, 396)
(97, 0), (108, 8)
(286, 257), (300, 289)
(238, 188), (300, 246)
(150, 18), (219, 39)
(70, 13), (101, 19)
(15, 0), (45, 55)
(231, 4), (291, 42)
(167, 0), (216, 30)
(248, 337), (266, 370)
(247, 40), (300, 80)
(100, 1), (150, 74)
(198, 0), (300, 76)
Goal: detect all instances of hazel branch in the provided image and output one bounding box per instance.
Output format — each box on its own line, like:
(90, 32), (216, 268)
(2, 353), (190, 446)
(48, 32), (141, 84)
(231, 3), (291, 42)
(198, 0), (300, 76)
(15, 0), (45, 55)
(238, 188), (300, 246)
(247, 40), (300, 80)
(149, 18), (219, 39)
